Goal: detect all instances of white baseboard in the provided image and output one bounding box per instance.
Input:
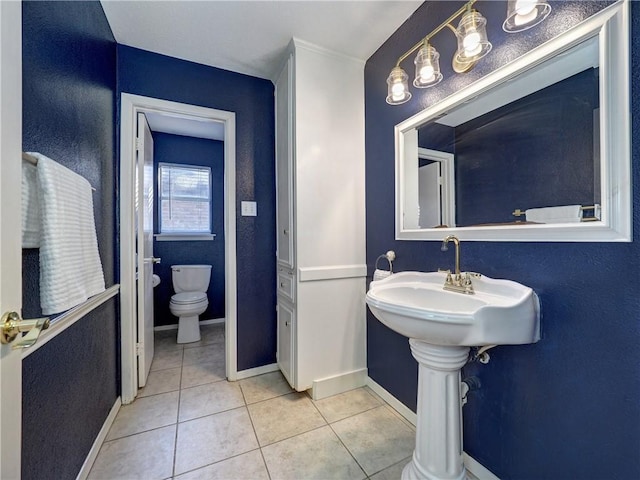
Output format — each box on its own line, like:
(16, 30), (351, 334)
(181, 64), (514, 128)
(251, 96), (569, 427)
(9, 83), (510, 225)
(366, 376), (417, 426)
(234, 362), (280, 380)
(311, 368), (367, 400)
(154, 317), (225, 331)
(76, 397), (122, 480)
(365, 377), (499, 480)
(464, 453), (500, 480)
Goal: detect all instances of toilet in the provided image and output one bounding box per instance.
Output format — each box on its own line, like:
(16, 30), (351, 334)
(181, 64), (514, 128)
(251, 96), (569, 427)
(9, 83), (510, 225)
(169, 265), (212, 344)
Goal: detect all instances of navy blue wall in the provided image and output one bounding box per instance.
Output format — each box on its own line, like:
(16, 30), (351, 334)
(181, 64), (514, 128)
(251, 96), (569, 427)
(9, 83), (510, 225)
(152, 132), (225, 326)
(21, 2), (117, 479)
(366, 1), (639, 478)
(118, 46), (276, 370)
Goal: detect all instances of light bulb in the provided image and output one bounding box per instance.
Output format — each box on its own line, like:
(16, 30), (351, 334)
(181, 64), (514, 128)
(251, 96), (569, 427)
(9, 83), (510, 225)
(503, 0), (550, 32)
(515, 0), (537, 16)
(463, 31), (482, 57)
(419, 65), (435, 82)
(391, 82), (406, 101)
(514, 10), (538, 25)
(391, 82), (405, 96)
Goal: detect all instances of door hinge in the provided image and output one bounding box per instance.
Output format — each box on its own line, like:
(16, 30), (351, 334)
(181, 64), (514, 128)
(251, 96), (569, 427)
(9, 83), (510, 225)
(135, 138), (142, 151)
(135, 342), (143, 356)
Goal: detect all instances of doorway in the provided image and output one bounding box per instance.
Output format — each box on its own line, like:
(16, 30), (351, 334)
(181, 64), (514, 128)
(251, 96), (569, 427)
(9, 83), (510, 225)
(120, 93), (238, 404)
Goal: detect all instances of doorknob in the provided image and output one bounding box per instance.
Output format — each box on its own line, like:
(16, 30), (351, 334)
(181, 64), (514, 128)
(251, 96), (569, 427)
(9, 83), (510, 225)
(144, 257), (161, 264)
(1, 311), (50, 349)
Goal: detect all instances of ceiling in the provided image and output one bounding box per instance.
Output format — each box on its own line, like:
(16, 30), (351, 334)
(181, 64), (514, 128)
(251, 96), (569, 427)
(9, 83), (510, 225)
(145, 111), (225, 140)
(101, 0), (423, 81)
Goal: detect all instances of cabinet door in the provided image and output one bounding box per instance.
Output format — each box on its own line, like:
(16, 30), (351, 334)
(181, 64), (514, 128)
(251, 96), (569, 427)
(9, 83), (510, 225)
(277, 300), (295, 388)
(275, 55), (294, 268)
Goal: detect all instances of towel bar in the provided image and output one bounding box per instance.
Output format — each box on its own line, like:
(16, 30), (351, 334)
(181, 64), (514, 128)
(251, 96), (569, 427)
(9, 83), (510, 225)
(512, 205), (600, 222)
(22, 152), (96, 192)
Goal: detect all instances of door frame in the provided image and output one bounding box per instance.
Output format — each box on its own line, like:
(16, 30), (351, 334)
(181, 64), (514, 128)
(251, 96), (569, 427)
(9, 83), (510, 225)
(119, 93), (238, 404)
(0, 2), (23, 477)
(417, 147), (456, 228)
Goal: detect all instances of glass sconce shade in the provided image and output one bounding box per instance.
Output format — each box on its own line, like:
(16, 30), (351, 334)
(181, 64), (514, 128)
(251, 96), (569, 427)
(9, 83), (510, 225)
(503, 0), (551, 32)
(413, 44), (443, 88)
(454, 10), (492, 64)
(386, 66), (412, 105)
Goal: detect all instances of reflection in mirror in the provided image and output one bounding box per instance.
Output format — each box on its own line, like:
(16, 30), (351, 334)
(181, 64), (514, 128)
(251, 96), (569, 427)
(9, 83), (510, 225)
(396, 3), (630, 242)
(416, 37), (599, 228)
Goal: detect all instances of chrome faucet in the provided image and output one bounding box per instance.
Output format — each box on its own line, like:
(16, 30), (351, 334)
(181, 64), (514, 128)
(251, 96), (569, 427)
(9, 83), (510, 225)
(441, 235), (461, 276)
(440, 235), (476, 294)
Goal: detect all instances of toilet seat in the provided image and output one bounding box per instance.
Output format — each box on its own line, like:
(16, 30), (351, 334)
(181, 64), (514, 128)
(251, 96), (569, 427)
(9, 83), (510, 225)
(171, 292), (207, 305)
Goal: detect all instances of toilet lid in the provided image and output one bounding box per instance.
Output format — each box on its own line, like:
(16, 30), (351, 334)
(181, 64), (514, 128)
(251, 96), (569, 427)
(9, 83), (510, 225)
(171, 292), (207, 305)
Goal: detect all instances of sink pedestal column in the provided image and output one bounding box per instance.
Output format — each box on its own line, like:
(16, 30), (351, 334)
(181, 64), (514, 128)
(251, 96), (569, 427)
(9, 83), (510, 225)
(402, 340), (470, 480)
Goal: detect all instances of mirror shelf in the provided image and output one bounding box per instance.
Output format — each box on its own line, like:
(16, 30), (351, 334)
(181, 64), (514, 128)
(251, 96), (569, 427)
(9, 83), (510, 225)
(395, 1), (630, 242)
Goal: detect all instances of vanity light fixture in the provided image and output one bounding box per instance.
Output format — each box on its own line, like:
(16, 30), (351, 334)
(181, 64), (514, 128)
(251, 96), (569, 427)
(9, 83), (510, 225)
(386, 0), (551, 105)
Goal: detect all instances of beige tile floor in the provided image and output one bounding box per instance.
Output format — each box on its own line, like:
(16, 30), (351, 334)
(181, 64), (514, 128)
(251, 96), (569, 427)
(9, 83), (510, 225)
(88, 324), (432, 480)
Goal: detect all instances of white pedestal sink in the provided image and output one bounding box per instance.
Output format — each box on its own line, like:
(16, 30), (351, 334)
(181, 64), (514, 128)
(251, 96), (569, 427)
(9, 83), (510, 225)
(366, 271), (540, 480)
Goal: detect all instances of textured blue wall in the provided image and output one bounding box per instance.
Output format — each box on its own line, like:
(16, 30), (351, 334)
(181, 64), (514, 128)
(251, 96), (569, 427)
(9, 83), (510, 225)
(455, 68), (599, 225)
(118, 45), (277, 370)
(365, 1), (639, 478)
(21, 2), (117, 479)
(152, 132), (226, 327)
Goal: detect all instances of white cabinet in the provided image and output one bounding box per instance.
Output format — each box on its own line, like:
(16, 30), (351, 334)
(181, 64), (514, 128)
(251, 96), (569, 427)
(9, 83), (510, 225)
(275, 54), (294, 270)
(274, 40), (367, 399)
(276, 301), (295, 386)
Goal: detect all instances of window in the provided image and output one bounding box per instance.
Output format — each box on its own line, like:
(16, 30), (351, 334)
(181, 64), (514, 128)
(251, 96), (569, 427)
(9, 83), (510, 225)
(158, 163), (212, 235)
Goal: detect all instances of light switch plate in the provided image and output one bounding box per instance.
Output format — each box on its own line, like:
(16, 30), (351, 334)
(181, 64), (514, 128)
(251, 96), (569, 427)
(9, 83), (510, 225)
(241, 201), (257, 216)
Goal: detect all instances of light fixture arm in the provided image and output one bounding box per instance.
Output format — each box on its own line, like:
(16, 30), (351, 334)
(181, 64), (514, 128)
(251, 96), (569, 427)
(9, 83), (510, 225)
(395, 0), (477, 67)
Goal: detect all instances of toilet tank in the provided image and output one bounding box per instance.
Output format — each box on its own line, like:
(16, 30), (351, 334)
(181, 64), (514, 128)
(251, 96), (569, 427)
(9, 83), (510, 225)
(171, 265), (212, 293)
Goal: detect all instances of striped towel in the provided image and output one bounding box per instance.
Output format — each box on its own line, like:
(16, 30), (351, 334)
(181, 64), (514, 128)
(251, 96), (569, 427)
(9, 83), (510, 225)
(22, 161), (41, 248)
(33, 153), (105, 314)
(525, 205), (582, 224)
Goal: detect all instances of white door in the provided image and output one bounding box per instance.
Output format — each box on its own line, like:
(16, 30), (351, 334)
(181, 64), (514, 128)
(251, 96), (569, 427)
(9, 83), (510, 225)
(136, 113), (155, 387)
(418, 162), (441, 228)
(0, 2), (23, 477)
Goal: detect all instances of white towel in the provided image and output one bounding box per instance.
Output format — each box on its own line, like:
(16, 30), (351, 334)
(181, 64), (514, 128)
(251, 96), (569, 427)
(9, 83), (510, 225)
(525, 205), (582, 224)
(373, 269), (392, 282)
(22, 162), (41, 248)
(33, 153), (105, 314)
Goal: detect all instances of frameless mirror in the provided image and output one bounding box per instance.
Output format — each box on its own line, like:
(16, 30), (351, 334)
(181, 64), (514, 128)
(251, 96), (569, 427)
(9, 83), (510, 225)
(395, 3), (630, 242)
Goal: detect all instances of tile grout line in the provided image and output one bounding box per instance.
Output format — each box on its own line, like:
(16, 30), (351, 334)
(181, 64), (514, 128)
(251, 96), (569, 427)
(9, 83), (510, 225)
(174, 326), (232, 477)
(171, 448), (266, 479)
(311, 392), (407, 479)
(171, 345), (186, 479)
(326, 419), (369, 478)
(239, 382), (273, 480)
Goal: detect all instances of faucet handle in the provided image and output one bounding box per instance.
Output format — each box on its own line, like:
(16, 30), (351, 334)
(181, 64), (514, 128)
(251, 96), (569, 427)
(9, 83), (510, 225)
(438, 268), (453, 285)
(465, 272), (482, 278)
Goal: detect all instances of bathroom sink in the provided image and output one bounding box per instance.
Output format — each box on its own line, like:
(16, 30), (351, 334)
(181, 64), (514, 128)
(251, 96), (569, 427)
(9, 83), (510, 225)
(366, 271), (540, 346)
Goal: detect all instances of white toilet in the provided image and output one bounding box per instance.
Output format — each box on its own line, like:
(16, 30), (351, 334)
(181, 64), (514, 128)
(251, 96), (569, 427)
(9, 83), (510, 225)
(169, 265), (212, 344)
